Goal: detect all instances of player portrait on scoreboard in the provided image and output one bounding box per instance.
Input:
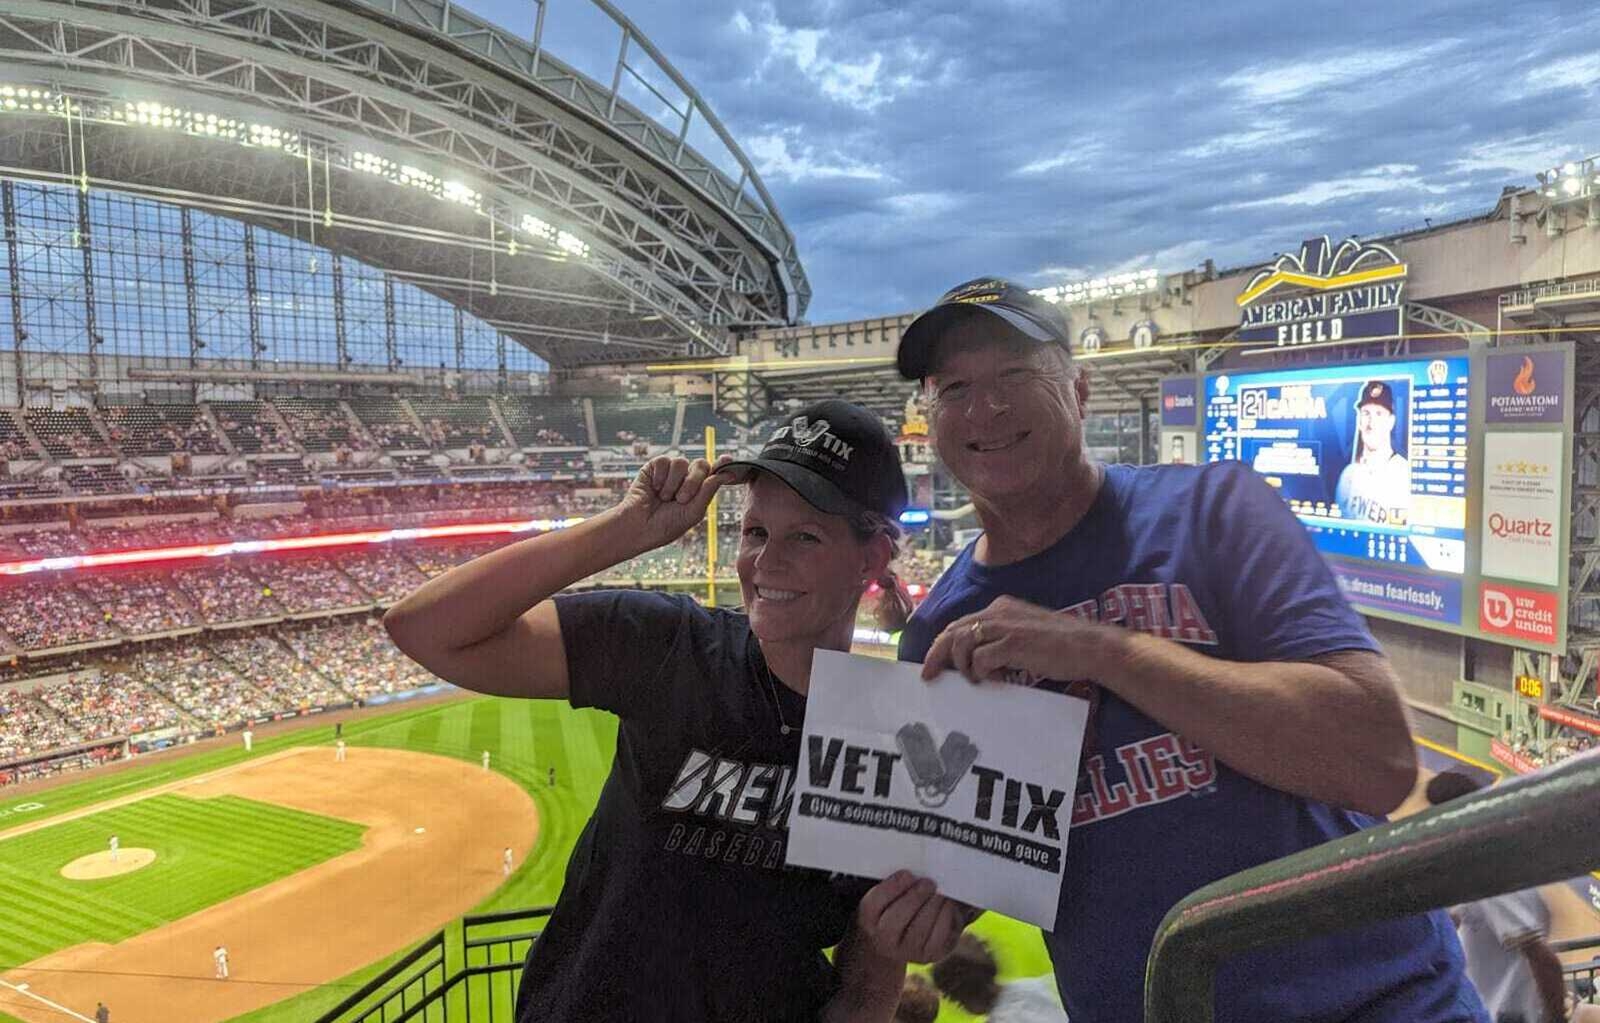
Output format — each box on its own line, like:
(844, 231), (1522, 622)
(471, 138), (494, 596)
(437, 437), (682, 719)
(1334, 380), (1411, 525)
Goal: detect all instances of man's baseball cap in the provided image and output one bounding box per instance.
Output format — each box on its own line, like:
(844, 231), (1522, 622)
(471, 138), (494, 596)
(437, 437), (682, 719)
(721, 400), (908, 523)
(1357, 380), (1395, 413)
(896, 276), (1071, 380)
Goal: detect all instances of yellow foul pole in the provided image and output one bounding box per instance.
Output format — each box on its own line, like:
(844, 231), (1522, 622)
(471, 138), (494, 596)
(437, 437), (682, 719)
(704, 425), (717, 608)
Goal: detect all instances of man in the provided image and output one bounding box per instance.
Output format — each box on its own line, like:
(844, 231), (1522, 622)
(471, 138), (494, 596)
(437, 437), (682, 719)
(893, 277), (1486, 1022)
(1335, 379), (1412, 524)
(213, 944), (229, 980)
(242, 727), (253, 753)
(1428, 771), (1568, 1023)
(94, 1002), (109, 1023)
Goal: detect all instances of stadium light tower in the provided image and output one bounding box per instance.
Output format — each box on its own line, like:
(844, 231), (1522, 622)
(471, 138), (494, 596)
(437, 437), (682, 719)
(1535, 156), (1600, 228)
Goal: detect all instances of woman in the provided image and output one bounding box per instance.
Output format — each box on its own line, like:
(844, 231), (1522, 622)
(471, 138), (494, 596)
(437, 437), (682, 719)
(385, 399), (967, 1022)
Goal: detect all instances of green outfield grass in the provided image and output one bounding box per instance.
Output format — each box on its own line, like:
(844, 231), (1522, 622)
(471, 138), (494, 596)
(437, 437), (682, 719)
(0, 693), (1053, 1023)
(0, 794), (365, 966)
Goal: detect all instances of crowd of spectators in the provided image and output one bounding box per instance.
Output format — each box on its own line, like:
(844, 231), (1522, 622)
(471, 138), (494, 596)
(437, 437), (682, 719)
(76, 570), (203, 636)
(33, 669), (188, 741)
(0, 683), (78, 761)
(136, 647), (276, 728)
(210, 401), (298, 454)
(0, 580), (122, 651)
(100, 405), (227, 456)
(0, 411), (36, 461)
(210, 632), (348, 710)
(251, 556), (369, 612)
(172, 564), (283, 624)
(337, 549), (428, 603)
(27, 410), (117, 460)
(281, 618), (437, 700)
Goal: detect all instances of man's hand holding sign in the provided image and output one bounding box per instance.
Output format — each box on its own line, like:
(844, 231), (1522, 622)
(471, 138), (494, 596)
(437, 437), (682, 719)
(788, 650), (1091, 932)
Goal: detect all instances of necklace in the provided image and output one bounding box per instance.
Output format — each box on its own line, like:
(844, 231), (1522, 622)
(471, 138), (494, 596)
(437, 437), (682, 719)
(758, 654), (794, 736)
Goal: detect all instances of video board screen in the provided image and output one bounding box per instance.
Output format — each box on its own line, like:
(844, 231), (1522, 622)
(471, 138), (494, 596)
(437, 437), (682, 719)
(1203, 356), (1470, 574)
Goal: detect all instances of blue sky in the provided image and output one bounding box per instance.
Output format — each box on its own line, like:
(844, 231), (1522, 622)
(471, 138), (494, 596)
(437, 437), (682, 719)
(461, 0), (1600, 324)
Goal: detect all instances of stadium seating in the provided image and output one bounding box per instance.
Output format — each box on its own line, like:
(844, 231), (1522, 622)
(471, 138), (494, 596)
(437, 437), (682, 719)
(274, 397), (364, 453)
(680, 402), (743, 445)
(408, 396), (508, 448)
(76, 570), (203, 636)
(208, 401), (297, 454)
(0, 685), (78, 761)
(33, 671), (188, 742)
(137, 647), (276, 728)
(26, 409), (116, 459)
(60, 464), (131, 495)
(0, 410), (40, 460)
(250, 555), (369, 612)
(347, 396), (429, 450)
(252, 459), (315, 487)
(592, 397), (676, 446)
(336, 549), (427, 603)
(523, 450), (589, 476)
(498, 396), (589, 447)
(99, 404), (227, 456)
(172, 563), (283, 624)
(0, 578), (122, 651)
(280, 618), (436, 701)
(209, 632), (350, 709)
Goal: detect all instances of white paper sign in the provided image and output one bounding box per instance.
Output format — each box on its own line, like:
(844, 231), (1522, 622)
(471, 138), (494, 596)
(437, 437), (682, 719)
(786, 650), (1090, 929)
(1481, 432), (1563, 586)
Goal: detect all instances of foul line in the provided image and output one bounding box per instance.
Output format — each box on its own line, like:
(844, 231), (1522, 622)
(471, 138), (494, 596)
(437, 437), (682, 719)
(0, 978), (93, 1022)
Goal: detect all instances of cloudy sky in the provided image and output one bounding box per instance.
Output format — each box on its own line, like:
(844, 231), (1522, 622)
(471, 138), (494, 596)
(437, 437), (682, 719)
(463, 0), (1600, 324)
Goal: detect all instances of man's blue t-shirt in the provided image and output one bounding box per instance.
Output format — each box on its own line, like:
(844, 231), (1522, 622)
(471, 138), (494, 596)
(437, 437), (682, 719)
(899, 462), (1486, 1023)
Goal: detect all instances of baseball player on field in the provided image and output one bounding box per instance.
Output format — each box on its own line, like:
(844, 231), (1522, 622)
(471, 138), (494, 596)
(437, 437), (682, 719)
(482, 749), (491, 770)
(502, 846), (513, 877)
(213, 945), (229, 980)
(335, 739), (346, 762)
(108, 834), (118, 863)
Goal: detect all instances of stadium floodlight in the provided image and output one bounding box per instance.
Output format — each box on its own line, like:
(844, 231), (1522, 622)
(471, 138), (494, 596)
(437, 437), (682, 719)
(1535, 157), (1597, 206)
(1030, 267), (1160, 306)
(0, 85), (59, 113)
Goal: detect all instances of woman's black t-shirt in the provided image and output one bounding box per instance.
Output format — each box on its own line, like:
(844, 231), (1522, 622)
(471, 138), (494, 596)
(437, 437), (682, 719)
(513, 590), (862, 1022)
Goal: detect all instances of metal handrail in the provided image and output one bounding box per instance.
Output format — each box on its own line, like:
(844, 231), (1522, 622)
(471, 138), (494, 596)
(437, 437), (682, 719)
(1144, 749), (1600, 1023)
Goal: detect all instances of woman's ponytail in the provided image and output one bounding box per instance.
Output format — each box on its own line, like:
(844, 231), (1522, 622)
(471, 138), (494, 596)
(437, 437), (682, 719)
(874, 568), (915, 633)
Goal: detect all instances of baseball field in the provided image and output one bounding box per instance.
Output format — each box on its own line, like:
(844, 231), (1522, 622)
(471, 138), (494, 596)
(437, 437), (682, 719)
(0, 690), (1052, 1023)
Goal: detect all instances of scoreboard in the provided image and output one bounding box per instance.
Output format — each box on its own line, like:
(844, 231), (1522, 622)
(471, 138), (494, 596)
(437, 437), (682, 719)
(1203, 356), (1470, 574)
(1174, 344), (1574, 650)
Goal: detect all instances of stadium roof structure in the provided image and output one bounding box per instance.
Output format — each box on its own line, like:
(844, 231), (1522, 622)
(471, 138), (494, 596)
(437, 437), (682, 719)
(0, 0), (806, 367)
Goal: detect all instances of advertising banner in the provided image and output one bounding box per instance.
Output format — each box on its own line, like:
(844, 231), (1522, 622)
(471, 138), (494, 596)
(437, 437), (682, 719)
(1490, 738), (1539, 775)
(1478, 583), (1560, 649)
(1159, 378), (1197, 427)
(1537, 704), (1600, 737)
(787, 651), (1089, 929)
(1332, 563), (1462, 624)
(1481, 433), (1563, 586)
(1485, 350), (1566, 424)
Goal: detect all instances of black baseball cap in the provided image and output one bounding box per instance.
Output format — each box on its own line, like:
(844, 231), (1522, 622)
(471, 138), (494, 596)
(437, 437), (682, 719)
(1357, 380), (1395, 412)
(897, 276), (1071, 380)
(722, 400), (908, 523)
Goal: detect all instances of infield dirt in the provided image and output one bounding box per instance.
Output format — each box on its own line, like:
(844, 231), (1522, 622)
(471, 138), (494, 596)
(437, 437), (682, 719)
(0, 746), (538, 1023)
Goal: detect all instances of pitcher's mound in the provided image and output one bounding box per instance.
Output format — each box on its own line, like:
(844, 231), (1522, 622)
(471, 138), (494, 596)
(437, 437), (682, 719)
(60, 848), (157, 879)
